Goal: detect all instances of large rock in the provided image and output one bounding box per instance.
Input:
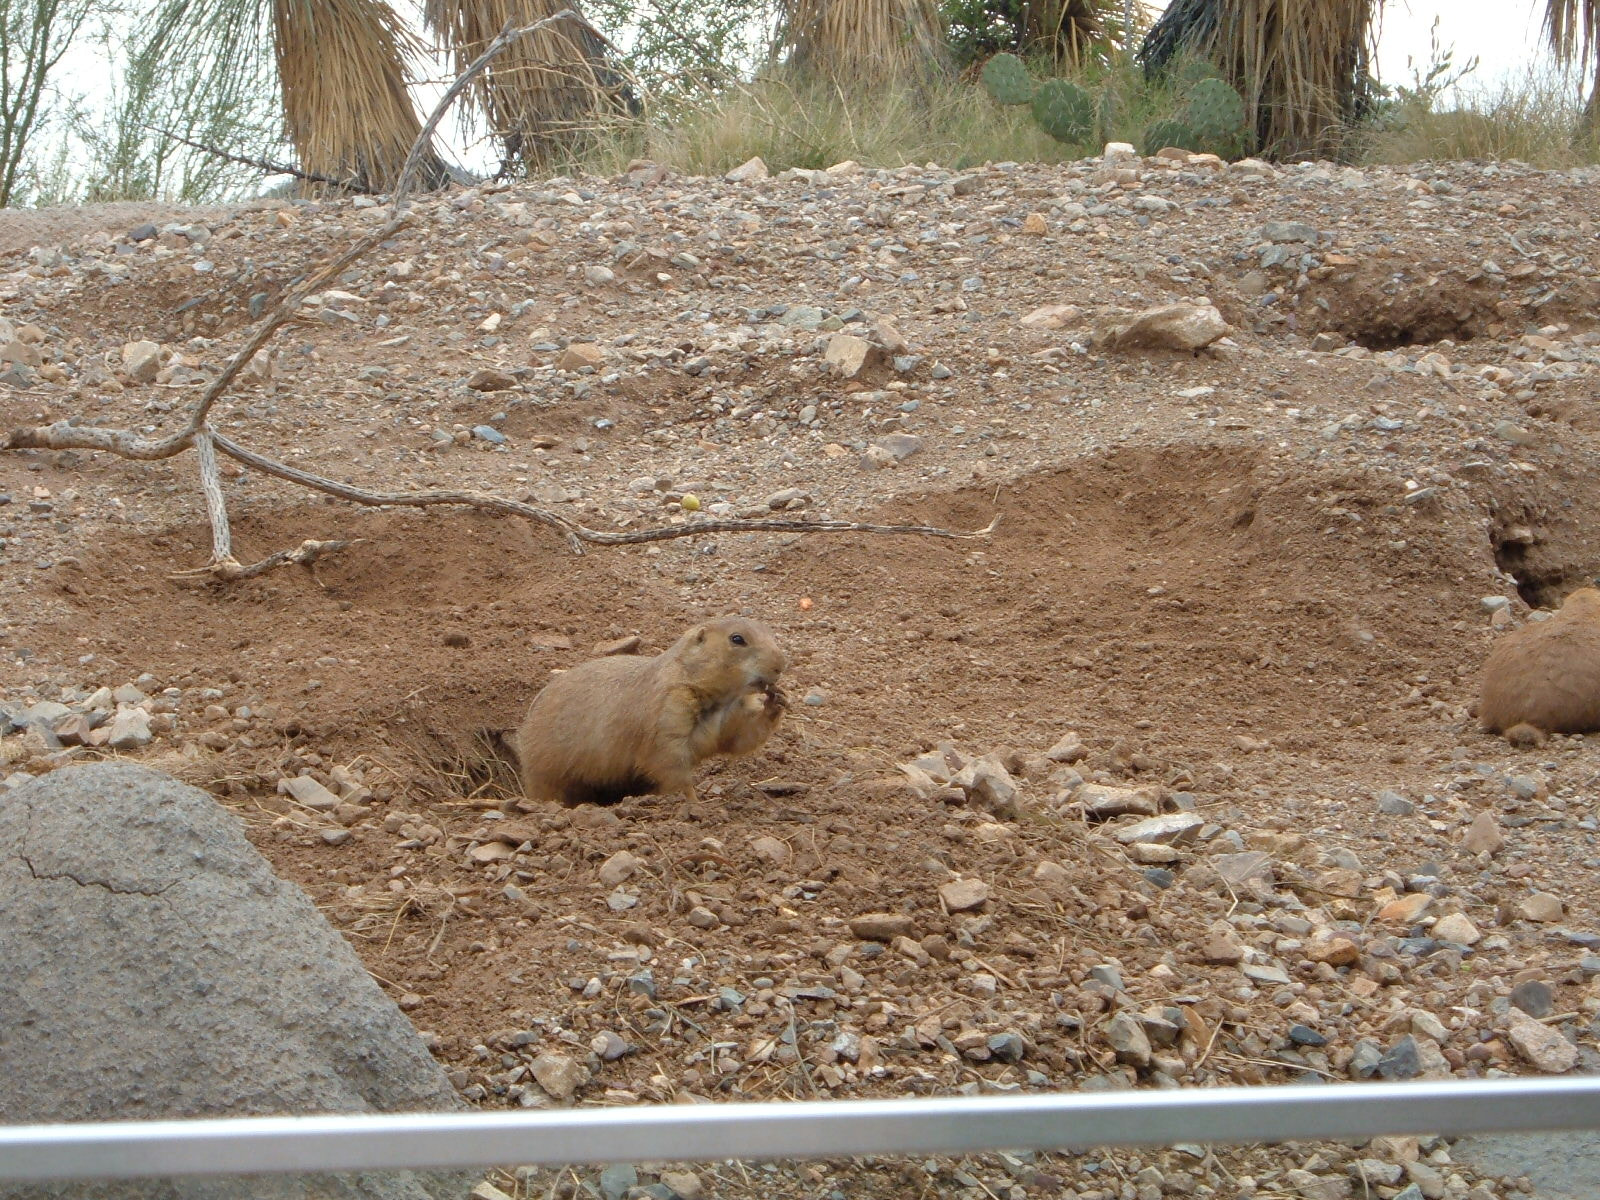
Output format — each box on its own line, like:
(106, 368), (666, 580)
(0, 763), (467, 1200)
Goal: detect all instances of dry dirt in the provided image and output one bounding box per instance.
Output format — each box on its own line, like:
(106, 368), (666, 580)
(4, 150), (1600, 1200)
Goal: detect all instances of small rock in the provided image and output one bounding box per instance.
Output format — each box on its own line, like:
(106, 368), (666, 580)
(1261, 220), (1318, 244)
(1377, 1035), (1422, 1080)
(1045, 731), (1087, 762)
(1200, 920), (1247, 964)
(1506, 1009), (1577, 1073)
(849, 912), (914, 941)
(1432, 912), (1482, 945)
(104, 707), (152, 750)
(1113, 812), (1204, 846)
(987, 1032), (1026, 1063)
(750, 835), (791, 863)
(1307, 936), (1361, 966)
(1379, 893), (1432, 923)
(939, 878), (990, 913)
(1077, 783), (1159, 819)
(1211, 851), (1275, 888)
(1520, 893), (1564, 923)
(591, 1031), (631, 1061)
(472, 424), (507, 444)
(556, 342), (605, 371)
(1019, 304), (1082, 330)
(466, 368), (517, 391)
(599, 849), (642, 887)
(530, 1052), (589, 1099)
(660, 1171), (704, 1200)
(1461, 811), (1504, 856)
(1510, 979), (1554, 1019)
(824, 332), (877, 378)
(281, 775), (340, 811)
(725, 156), (768, 183)
(1100, 302), (1231, 352)
(599, 1164), (638, 1200)
(120, 340), (163, 383)
(1377, 790), (1414, 815)
(685, 905), (718, 929)
(1021, 212), (1048, 235)
(1106, 1012), (1152, 1067)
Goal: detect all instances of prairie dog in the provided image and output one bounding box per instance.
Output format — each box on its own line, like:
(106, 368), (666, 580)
(510, 616), (787, 805)
(1478, 586), (1600, 746)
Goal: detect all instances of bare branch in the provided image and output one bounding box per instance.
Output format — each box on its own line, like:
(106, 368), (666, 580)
(141, 124), (356, 191)
(2, 420), (187, 457)
(172, 538), (356, 583)
(392, 10), (583, 208)
(210, 431), (995, 552)
(193, 428), (236, 571)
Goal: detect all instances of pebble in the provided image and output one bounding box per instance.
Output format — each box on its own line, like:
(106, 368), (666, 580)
(1377, 1035), (1423, 1080)
(1432, 912), (1482, 945)
(591, 1031), (631, 1061)
(849, 912), (915, 941)
(659, 1172), (704, 1200)
(1519, 893), (1564, 922)
(599, 1164), (638, 1200)
(1105, 1013), (1152, 1067)
(599, 850), (642, 887)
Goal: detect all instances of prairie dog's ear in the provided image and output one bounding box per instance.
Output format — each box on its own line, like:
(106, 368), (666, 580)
(691, 624), (707, 643)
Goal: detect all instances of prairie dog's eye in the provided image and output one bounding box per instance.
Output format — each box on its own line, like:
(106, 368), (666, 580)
(730, 633), (747, 646)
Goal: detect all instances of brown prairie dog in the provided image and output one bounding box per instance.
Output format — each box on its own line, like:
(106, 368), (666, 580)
(510, 616), (787, 806)
(1478, 586), (1600, 746)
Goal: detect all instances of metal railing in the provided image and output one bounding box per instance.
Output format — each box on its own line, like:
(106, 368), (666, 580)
(3, 1078), (1600, 1182)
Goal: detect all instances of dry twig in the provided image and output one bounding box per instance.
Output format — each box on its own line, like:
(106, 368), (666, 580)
(0, 10), (992, 582)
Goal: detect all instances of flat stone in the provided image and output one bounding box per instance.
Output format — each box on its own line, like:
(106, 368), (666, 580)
(556, 342), (605, 371)
(1019, 304), (1082, 330)
(280, 775), (340, 811)
(1077, 783), (1159, 819)
(1506, 1009), (1577, 1073)
(1044, 731), (1087, 762)
(120, 339), (162, 383)
(1377, 1034), (1423, 1080)
(1307, 936), (1361, 966)
(1377, 790), (1415, 815)
(1261, 220), (1318, 243)
(939, 878), (990, 913)
(1211, 851), (1275, 888)
(1113, 812), (1204, 846)
(1241, 962), (1292, 986)
(750, 835), (791, 863)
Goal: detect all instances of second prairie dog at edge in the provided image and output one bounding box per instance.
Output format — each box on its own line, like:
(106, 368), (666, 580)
(509, 615), (788, 806)
(1478, 585), (1600, 746)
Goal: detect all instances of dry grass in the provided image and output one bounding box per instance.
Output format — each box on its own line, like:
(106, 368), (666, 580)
(272, 0), (444, 191)
(776, 0), (948, 83)
(1023, 0), (1138, 67)
(1360, 69), (1600, 170)
(425, 0), (623, 170)
(580, 74), (1091, 175)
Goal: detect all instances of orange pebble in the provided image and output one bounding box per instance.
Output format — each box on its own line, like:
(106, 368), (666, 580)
(798, 596), (814, 611)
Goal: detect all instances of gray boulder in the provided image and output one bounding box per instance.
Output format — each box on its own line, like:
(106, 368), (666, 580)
(0, 763), (469, 1200)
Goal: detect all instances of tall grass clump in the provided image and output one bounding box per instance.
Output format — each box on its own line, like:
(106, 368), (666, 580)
(775, 0), (948, 83)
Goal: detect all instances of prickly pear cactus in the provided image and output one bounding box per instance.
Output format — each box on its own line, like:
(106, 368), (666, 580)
(1142, 119), (1198, 156)
(1030, 79), (1095, 144)
(981, 54), (1034, 106)
(1175, 58), (1222, 87)
(1182, 77), (1247, 157)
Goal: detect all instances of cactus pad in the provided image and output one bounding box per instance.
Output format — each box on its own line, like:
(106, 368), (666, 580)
(1182, 77), (1247, 157)
(981, 54), (1034, 106)
(1030, 79), (1095, 144)
(1142, 119), (1198, 156)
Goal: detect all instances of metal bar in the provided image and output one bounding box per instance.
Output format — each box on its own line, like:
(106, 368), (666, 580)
(3, 1078), (1600, 1182)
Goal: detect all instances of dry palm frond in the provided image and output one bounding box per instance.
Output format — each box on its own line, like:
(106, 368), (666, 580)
(1544, 0), (1600, 141)
(777, 0), (947, 84)
(425, 0), (629, 172)
(1140, 0), (1381, 160)
(1022, 0), (1143, 67)
(273, 0), (447, 192)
